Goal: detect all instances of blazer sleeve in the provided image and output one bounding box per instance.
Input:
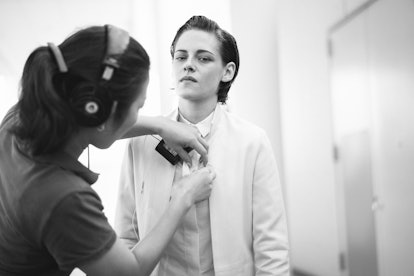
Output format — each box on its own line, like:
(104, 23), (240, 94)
(252, 130), (290, 276)
(114, 140), (139, 249)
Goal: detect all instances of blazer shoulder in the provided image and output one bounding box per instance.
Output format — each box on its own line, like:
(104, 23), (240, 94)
(126, 135), (160, 163)
(222, 110), (267, 139)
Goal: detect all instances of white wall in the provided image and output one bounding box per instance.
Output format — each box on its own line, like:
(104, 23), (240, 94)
(276, 1), (347, 275)
(365, 1), (414, 274)
(228, 0), (284, 175)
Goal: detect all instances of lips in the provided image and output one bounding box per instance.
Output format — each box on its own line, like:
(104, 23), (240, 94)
(180, 76), (197, 82)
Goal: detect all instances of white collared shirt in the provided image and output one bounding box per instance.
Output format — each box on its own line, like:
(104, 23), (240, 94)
(157, 109), (215, 276)
(179, 110), (214, 175)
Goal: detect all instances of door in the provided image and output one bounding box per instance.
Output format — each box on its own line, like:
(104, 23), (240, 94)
(329, 4), (379, 275)
(330, 0), (414, 275)
(338, 131), (378, 276)
(367, 0), (414, 275)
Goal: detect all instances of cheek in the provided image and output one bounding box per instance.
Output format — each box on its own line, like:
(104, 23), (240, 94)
(129, 110), (139, 126)
(122, 109), (138, 131)
(172, 64), (180, 79)
(204, 71), (222, 88)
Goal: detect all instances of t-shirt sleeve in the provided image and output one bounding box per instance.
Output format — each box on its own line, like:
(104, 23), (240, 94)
(42, 190), (117, 271)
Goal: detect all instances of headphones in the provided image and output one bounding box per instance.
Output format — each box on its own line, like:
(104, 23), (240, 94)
(51, 25), (130, 127)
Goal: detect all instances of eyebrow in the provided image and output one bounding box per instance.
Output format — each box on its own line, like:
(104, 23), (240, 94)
(174, 49), (215, 55)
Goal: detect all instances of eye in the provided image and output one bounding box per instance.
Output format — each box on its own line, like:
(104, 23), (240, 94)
(174, 55), (186, 61)
(199, 56), (212, 62)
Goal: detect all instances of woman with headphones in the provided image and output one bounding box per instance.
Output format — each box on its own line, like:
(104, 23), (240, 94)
(0, 25), (215, 276)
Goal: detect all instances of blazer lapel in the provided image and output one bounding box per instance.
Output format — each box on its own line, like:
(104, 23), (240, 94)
(140, 110), (180, 233)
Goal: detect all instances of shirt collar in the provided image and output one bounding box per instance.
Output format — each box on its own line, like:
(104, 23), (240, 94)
(178, 107), (216, 138)
(35, 151), (99, 185)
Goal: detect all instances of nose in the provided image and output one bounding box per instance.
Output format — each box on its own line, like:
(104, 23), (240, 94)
(184, 65), (195, 72)
(184, 58), (195, 72)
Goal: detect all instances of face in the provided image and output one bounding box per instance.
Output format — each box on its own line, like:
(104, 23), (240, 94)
(114, 79), (148, 138)
(93, 77), (148, 149)
(172, 30), (229, 103)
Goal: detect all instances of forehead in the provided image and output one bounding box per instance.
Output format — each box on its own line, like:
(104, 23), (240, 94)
(175, 29), (221, 54)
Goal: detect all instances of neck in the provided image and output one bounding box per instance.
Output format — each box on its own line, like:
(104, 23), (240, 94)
(63, 131), (89, 160)
(178, 98), (217, 124)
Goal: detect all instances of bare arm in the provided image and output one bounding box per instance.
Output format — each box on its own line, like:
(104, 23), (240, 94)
(122, 116), (209, 166)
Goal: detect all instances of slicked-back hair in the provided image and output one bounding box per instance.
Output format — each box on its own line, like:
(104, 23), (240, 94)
(170, 15), (240, 103)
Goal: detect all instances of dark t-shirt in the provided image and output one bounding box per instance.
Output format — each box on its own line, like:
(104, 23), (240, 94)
(0, 110), (116, 275)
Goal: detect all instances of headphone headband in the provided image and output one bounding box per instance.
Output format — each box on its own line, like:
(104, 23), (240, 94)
(48, 43), (68, 73)
(101, 25), (130, 80)
(49, 25), (131, 127)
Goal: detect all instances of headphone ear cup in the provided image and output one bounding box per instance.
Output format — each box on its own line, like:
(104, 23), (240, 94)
(70, 82), (112, 127)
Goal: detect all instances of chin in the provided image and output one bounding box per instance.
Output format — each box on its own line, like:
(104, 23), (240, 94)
(92, 141), (115, 150)
(177, 92), (200, 101)
(177, 87), (196, 95)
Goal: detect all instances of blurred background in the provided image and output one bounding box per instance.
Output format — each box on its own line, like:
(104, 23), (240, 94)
(1, 0), (413, 275)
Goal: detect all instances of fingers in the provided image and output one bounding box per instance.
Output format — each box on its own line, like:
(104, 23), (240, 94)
(161, 123), (209, 166)
(189, 135), (209, 165)
(197, 135), (209, 166)
(198, 134), (209, 151)
(176, 165), (215, 204)
(175, 147), (192, 166)
(205, 165), (216, 180)
(198, 165), (216, 182)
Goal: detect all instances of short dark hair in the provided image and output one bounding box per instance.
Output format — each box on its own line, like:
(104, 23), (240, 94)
(170, 15), (240, 103)
(12, 25), (150, 156)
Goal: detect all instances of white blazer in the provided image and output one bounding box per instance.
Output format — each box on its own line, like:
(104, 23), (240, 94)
(115, 105), (290, 276)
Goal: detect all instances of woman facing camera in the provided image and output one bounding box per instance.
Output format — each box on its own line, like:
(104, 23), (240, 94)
(115, 16), (290, 276)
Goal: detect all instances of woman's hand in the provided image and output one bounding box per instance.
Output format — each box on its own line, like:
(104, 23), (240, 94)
(158, 119), (209, 166)
(170, 166), (216, 208)
(122, 116), (209, 167)
(82, 166), (216, 276)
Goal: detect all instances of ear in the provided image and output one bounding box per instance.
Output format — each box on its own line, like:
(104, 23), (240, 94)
(221, 62), (236, 83)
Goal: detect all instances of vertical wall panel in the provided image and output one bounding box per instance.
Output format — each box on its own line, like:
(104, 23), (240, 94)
(367, 0), (414, 275)
(330, 7), (379, 275)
